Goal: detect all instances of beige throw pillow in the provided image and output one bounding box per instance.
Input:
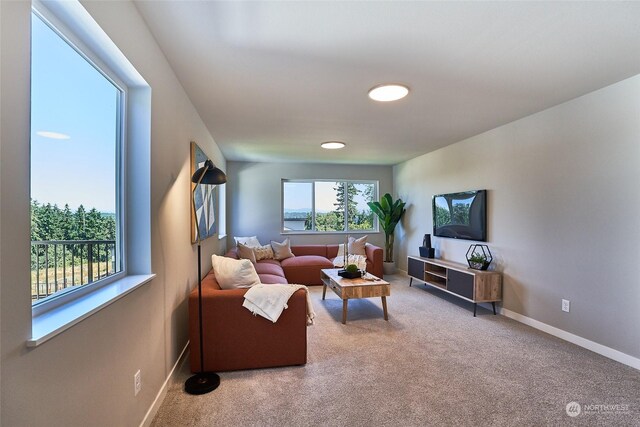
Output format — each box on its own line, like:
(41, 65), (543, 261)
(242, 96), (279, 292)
(211, 254), (260, 289)
(348, 236), (367, 256)
(271, 238), (295, 260)
(254, 244), (274, 261)
(237, 242), (257, 264)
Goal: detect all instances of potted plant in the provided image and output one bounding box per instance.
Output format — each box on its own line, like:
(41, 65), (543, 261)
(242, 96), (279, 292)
(368, 193), (406, 275)
(465, 244), (493, 270)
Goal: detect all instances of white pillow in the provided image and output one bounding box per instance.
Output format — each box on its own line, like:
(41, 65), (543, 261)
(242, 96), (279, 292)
(237, 242), (257, 264)
(336, 243), (345, 258)
(234, 235), (261, 248)
(211, 254), (261, 289)
(271, 238), (295, 260)
(348, 236), (367, 256)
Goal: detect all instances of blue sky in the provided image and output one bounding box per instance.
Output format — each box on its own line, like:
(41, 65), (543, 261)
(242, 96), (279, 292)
(30, 13), (118, 213)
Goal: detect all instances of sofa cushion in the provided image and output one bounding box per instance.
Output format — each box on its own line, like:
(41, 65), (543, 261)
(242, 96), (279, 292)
(258, 273), (289, 284)
(326, 245), (339, 259)
(291, 245), (327, 257)
(212, 254), (261, 289)
(254, 261), (286, 278)
(281, 255), (334, 285)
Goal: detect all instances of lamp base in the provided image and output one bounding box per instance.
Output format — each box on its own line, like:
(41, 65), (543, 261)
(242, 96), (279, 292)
(184, 372), (220, 395)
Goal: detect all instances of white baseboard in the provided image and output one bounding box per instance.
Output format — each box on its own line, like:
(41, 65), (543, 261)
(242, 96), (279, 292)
(140, 341), (190, 427)
(400, 267), (639, 371)
(500, 308), (640, 371)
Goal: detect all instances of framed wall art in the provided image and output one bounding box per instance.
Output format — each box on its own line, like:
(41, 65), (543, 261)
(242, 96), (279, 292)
(191, 141), (217, 243)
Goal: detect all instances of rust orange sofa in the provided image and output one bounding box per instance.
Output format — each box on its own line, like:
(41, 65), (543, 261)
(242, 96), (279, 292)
(188, 270), (307, 372)
(189, 242), (383, 372)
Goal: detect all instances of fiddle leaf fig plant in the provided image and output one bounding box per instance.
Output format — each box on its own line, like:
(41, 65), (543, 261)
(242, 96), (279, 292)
(367, 193), (406, 263)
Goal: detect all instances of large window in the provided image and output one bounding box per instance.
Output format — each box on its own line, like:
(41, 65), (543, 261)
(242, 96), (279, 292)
(282, 180), (378, 233)
(30, 10), (124, 306)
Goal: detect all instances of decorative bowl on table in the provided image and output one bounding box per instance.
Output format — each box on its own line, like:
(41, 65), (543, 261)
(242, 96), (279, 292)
(338, 269), (363, 279)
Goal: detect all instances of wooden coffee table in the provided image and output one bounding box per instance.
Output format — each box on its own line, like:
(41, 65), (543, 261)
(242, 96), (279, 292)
(321, 269), (390, 324)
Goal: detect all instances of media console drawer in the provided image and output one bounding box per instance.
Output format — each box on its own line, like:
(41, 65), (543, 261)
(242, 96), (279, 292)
(407, 255), (502, 317)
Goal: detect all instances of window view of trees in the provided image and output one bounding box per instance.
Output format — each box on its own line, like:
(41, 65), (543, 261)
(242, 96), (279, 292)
(31, 200), (117, 301)
(31, 200), (116, 244)
(283, 180), (377, 232)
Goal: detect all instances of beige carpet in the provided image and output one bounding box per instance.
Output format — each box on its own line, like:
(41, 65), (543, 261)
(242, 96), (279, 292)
(152, 274), (640, 426)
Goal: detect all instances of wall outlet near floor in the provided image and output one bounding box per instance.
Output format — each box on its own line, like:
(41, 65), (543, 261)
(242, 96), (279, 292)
(134, 369), (142, 396)
(562, 299), (570, 313)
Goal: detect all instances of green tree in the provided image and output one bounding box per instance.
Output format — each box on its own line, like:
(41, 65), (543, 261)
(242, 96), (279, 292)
(333, 182), (359, 231)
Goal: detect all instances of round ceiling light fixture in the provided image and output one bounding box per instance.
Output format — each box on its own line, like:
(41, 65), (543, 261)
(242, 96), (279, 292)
(321, 141), (346, 150)
(368, 84), (410, 102)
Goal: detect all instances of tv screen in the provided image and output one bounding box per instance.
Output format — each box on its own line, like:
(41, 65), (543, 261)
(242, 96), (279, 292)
(432, 190), (487, 241)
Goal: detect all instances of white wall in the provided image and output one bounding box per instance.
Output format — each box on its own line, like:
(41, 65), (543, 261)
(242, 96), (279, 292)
(0, 1), (226, 425)
(394, 75), (640, 359)
(227, 161), (393, 249)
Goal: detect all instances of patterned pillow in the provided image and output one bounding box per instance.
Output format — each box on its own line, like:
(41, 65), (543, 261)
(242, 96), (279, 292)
(254, 244), (274, 261)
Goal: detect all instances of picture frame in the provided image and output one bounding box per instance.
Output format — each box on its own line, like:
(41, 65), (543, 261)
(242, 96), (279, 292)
(190, 141), (217, 243)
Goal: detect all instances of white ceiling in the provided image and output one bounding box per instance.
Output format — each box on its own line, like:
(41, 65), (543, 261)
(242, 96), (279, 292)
(134, 1), (640, 165)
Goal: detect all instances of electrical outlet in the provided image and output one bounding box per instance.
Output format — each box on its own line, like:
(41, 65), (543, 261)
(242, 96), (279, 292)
(134, 370), (142, 396)
(562, 299), (570, 313)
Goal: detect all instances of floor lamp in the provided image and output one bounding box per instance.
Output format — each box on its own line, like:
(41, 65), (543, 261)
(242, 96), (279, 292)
(185, 159), (227, 395)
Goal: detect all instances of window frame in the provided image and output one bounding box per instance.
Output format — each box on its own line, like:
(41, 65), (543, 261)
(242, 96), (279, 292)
(30, 5), (127, 315)
(281, 179), (379, 234)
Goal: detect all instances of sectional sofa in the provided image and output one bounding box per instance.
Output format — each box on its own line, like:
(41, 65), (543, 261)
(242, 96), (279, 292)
(225, 243), (384, 285)
(188, 243), (384, 372)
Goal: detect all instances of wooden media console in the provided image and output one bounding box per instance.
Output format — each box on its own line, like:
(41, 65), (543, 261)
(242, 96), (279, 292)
(407, 256), (502, 317)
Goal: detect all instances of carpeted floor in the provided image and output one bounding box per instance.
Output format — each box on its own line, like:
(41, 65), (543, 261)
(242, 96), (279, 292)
(151, 274), (640, 426)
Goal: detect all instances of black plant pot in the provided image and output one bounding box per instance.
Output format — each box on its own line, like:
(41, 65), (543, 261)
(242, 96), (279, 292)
(466, 244), (493, 270)
(469, 261), (490, 271)
(338, 269), (362, 279)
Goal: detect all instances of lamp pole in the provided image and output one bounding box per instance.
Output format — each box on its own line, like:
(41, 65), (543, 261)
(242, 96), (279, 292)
(185, 160), (224, 395)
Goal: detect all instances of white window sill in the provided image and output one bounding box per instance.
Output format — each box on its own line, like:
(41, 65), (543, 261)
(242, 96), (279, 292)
(219, 234), (227, 240)
(281, 231), (381, 235)
(28, 274), (155, 347)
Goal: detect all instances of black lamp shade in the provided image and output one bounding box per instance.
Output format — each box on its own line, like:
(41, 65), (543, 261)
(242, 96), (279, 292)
(191, 159), (227, 185)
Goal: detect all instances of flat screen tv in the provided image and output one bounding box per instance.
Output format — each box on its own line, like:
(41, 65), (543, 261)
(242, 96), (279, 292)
(432, 190), (487, 241)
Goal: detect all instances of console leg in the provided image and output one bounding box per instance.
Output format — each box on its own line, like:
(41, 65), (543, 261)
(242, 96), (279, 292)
(492, 302), (496, 315)
(473, 303), (477, 317)
(409, 277), (413, 287)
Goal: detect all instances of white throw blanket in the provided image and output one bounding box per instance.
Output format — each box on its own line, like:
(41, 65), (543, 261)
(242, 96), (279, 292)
(243, 284), (316, 325)
(332, 254), (368, 271)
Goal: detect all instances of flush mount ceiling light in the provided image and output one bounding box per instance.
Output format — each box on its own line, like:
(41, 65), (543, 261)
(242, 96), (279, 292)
(321, 141), (346, 150)
(368, 84), (410, 102)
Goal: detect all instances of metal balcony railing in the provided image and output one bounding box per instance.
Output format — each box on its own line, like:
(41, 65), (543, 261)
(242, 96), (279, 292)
(30, 240), (117, 302)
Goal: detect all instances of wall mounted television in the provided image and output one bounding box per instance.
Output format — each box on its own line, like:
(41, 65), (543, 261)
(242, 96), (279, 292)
(432, 190), (487, 241)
